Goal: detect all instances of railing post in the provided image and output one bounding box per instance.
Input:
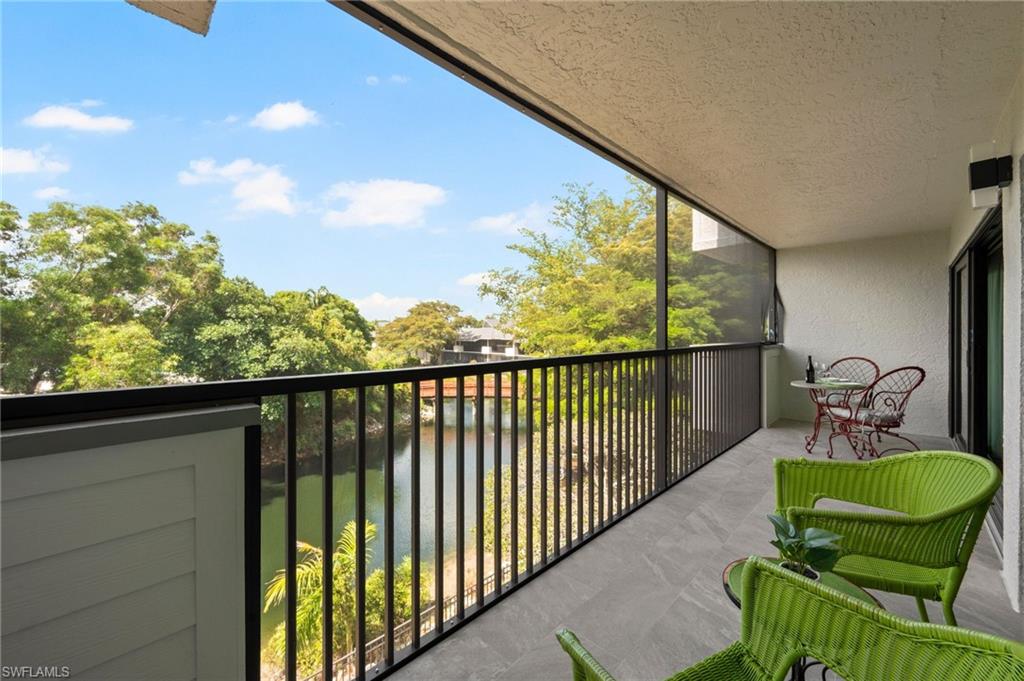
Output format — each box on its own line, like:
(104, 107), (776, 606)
(285, 393), (298, 681)
(244, 415), (262, 681)
(655, 185), (669, 492)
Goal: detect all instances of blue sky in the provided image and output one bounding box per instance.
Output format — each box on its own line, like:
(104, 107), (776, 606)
(1, 1), (633, 320)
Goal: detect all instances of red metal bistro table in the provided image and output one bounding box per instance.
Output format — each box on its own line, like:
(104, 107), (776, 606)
(789, 378), (867, 453)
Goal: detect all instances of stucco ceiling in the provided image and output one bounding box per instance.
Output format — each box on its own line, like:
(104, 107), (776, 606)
(126, 0), (216, 35)
(359, 1), (1023, 248)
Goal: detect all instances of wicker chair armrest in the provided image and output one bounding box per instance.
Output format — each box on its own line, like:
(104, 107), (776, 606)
(784, 507), (965, 567)
(774, 458), (881, 510)
(666, 642), (760, 681)
(555, 629), (617, 681)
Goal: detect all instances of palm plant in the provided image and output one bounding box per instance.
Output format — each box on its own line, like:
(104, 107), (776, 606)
(264, 519), (374, 673)
(263, 519), (430, 677)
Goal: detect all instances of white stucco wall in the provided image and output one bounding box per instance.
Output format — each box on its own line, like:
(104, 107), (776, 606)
(776, 232), (950, 436)
(948, 62), (1023, 613)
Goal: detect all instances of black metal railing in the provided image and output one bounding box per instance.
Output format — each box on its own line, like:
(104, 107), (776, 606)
(438, 349), (526, 364)
(667, 345), (762, 483)
(0, 342), (762, 681)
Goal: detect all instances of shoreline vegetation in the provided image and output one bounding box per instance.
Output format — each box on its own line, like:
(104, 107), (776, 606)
(3, 179), (764, 405)
(261, 431), (573, 679)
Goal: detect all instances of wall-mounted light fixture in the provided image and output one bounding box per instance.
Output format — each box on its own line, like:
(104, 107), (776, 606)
(969, 142), (1013, 209)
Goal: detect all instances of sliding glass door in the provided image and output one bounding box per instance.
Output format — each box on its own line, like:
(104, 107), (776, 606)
(950, 210), (1003, 540)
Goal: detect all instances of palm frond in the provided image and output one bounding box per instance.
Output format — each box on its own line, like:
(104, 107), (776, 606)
(335, 519), (377, 568)
(264, 540), (323, 612)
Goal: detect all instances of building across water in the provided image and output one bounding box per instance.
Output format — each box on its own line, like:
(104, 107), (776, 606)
(440, 323), (522, 364)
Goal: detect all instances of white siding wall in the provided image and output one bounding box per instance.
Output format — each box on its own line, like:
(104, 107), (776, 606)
(948, 60), (1024, 612)
(1, 407), (254, 679)
(776, 232), (950, 436)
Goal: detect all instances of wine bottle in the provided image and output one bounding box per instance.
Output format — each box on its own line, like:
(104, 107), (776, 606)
(805, 355), (815, 384)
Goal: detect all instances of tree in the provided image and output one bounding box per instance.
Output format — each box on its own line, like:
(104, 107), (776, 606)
(0, 202), (223, 392)
(481, 178), (767, 355)
(375, 301), (479, 365)
(265, 290), (371, 376)
(62, 322), (173, 390)
(263, 520), (430, 677)
(177, 277), (276, 382)
(0, 201), (27, 297)
(0, 201), (377, 394)
(481, 180), (658, 355)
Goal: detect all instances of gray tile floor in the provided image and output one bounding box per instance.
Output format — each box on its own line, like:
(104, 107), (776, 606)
(390, 420), (1023, 681)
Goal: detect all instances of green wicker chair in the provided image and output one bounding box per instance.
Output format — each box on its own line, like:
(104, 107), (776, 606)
(774, 451), (1001, 625)
(555, 556), (1024, 681)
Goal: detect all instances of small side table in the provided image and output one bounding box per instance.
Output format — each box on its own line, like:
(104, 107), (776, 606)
(722, 557), (883, 681)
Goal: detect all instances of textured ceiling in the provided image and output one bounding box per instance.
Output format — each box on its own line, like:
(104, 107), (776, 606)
(365, 1), (1023, 247)
(126, 0), (216, 36)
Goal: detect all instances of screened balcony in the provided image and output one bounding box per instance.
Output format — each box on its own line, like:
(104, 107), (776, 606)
(2, 2), (1023, 681)
(381, 422), (1019, 681)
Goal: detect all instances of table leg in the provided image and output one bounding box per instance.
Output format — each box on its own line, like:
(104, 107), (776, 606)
(804, 395), (823, 453)
(800, 659), (829, 680)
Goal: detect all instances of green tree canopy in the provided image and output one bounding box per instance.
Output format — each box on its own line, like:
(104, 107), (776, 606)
(0, 201), (373, 393)
(375, 300), (479, 365)
(480, 178), (768, 355)
(178, 284), (372, 382)
(1, 201), (223, 392)
(62, 321), (173, 390)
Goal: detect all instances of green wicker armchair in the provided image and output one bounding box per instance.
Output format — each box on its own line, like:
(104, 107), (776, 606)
(555, 557), (1024, 681)
(774, 451), (1001, 625)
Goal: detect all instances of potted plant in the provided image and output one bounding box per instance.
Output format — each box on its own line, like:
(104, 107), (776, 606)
(767, 514), (842, 580)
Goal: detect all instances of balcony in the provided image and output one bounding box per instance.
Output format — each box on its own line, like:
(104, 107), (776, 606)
(2, 2), (1023, 680)
(3, 343), (1019, 680)
(382, 421), (1019, 681)
(3, 345), (765, 680)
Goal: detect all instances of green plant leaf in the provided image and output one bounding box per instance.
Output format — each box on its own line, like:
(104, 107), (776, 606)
(805, 546), (841, 573)
(777, 537), (803, 552)
(802, 527), (843, 548)
(767, 513), (797, 539)
(802, 537), (841, 550)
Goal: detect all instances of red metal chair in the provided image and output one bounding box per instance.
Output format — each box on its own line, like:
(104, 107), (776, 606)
(824, 366), (926, 459)
(805, 357), (879, 453)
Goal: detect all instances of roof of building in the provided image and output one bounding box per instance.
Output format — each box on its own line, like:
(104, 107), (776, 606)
(458, 326), (515, 343)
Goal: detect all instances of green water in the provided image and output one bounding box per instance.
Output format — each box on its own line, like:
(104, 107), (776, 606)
(260, 402), (509, 647)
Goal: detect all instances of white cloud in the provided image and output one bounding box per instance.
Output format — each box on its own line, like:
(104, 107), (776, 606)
(353, 292), (418, 321)
(249, 101), (319, 130)
(75, 98), (103, 108)
(322, 179), (446, 228)
(472, 211), (518, 232)
(24, 105), (133, 133)
(1, 147), (70, 175)
(470, 201), (550, 234)
(457, 272), (490, 287)
(223, 114), (241, 124)
(366, 76), (380, 86)
(178, 158), (297, 215)
(389, 74), (410, 84)
(33, 186), (69, 200)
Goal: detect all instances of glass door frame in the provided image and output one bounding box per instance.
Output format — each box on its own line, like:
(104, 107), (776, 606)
(949, 206), (1003, 540)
